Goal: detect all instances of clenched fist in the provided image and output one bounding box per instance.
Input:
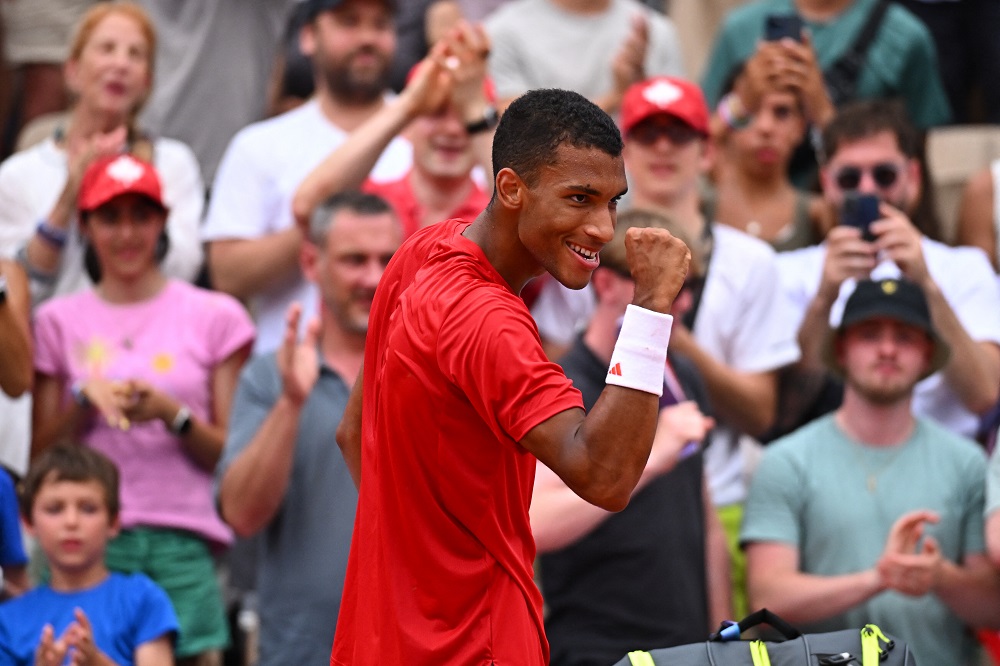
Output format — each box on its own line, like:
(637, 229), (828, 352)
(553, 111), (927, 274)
(625, 226), (690, 314)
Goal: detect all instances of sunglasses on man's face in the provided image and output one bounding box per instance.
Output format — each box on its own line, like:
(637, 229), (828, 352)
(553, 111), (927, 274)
(833, 163), (902, 190)
(628, 121), (702, 147)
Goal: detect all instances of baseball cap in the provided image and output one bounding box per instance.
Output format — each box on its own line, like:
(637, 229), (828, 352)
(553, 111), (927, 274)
(78, 154), (168, 214)
(821, 278), (950, 380)
(301, 0), (397, 22)
(620, 76), (710, 137)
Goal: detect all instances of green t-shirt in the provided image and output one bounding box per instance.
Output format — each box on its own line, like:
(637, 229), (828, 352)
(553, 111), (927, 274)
(743, 414), (985, 665)
(701, 0), (951, 128)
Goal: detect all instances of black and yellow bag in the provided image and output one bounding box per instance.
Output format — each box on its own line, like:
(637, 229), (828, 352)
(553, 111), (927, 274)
(612, 609), (916, 666)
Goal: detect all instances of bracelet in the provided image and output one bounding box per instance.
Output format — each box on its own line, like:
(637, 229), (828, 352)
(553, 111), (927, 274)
(70, 380), (90, 408)
(170, 405), (193, 436)
(14, 245), (57, 284)
(717, 93), (751, 130)
(35, 219), (69, 249)
(606, 304), (673, 396)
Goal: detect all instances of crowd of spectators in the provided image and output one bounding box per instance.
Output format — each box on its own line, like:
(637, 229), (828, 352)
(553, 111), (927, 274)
(4, 0), (1000, 664)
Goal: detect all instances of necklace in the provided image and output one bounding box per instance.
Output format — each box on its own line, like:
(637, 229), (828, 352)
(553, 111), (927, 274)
(850, 441), (908, 493)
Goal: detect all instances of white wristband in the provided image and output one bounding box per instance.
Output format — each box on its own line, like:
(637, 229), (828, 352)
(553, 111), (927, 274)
(606, 304), (673, 396)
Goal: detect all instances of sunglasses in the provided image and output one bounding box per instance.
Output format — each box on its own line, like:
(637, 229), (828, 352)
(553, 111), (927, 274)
(628, 121), (702, 147)
(833, 163), (902, 190)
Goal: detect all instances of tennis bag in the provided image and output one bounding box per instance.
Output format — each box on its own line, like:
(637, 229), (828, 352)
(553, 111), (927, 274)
(612, 609), (916, 666)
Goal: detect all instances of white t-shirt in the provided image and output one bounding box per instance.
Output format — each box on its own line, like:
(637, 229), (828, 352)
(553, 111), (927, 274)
(530, 224), (801, 506)
(0, 136), (205, 305)
(485, 0), (684, 103)
(777, 237), (1000, 438)
(202, 99), (413, 355)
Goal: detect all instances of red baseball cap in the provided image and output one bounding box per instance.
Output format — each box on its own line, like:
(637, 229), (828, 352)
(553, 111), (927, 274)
(620, 76), (710, 137)
(78, 154), (168, 213)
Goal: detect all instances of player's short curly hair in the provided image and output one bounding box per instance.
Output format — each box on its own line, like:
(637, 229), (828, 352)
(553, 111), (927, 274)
(490, 88), (623, 193)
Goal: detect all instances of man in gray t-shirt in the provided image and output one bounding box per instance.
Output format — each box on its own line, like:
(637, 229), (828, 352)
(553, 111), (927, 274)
(742, 277), (1000, 665)
(214, 192), (402, 665)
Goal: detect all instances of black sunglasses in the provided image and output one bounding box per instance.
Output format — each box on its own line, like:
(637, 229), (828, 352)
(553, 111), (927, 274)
(628, 121), (702, 147)
(834, 163), (901, 190)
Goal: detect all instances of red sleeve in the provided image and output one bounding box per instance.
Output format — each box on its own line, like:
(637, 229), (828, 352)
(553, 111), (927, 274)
(437, 285), (583, 443)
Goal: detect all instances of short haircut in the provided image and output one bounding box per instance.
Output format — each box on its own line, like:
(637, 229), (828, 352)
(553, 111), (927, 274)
(20, 445), (120, 523)
(490, 88), (623, 193)
(307, 191), (396, 246)
(821, 99), (920, 163)
(599, 207), (697, 278)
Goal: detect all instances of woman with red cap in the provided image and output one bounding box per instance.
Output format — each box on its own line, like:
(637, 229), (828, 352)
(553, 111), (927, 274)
(31, 155), (253, 665)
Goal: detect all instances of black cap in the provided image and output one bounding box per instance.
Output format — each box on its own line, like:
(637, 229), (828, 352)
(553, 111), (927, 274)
(821, 278), (950, 380)
(301, 0), (397, 22)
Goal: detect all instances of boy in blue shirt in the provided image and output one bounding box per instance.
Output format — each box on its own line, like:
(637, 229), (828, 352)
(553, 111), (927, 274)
(0, 445), (178, 665)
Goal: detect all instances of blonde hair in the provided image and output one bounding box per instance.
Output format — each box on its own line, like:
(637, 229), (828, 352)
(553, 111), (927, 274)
(67, 2), (157, 158)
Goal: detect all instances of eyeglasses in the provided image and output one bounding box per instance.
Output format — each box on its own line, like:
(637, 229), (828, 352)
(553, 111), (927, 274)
(628, 121), (702, 147)
(833, 163), (902, 190)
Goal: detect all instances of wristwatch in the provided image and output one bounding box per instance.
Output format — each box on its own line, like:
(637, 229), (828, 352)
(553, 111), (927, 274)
(0, 275), (7, 306)
(171, 406), (194, 436)
(464, 106), (499, 135)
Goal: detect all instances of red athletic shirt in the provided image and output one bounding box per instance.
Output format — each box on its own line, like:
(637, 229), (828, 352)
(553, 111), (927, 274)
(332, 220), (583, 666)
(363, 172), (490, 238)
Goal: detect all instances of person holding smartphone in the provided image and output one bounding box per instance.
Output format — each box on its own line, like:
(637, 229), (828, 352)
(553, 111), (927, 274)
(778, 99), (1000, 442)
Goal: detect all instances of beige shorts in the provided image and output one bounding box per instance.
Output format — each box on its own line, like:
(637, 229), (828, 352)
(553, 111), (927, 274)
(2, 0), (94, 65)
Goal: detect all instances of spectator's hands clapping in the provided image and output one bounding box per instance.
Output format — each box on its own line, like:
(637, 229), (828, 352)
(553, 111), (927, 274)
(76, 377), (132, 430)
(876, 510), (943, 597)
(64, 126), (128, 194)
(64, 608), (116, 666)
(399, 40), (456, 118)
(120, 379), (176, 426)
(34, 624), (69, 666)
(278, 302), (320, 408)
(611, 14), (649, 101)
(870, 204), (931, 288)
(441, 21), (492, 123)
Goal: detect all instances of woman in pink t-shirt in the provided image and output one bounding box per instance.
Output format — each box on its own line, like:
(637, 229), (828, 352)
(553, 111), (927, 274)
(32, 155), (254, 664)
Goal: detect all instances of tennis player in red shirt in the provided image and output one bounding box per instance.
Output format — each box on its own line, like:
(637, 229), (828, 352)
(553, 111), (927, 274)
(332, 88), (691, 665)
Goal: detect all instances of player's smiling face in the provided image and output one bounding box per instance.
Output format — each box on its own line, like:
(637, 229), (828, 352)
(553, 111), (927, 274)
(517, 144), (627, 290)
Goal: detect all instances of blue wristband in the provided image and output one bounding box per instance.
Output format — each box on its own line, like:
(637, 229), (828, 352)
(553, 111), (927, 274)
(36, 219), (68, 249)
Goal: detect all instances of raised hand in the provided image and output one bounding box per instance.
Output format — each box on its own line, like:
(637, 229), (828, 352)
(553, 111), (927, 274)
(278, 302), (321, 408)
(776, 32), (835, 126)
(646, 400), (714, 475)
(65, 126), (128, 190)
(611, 13), (649, 99)
(818, 225), (877, 302)
(870, 203), (930, 287)
(399, 40), (456, 118)
(441, 20), (492, 122)
(625, 226), (691, 314)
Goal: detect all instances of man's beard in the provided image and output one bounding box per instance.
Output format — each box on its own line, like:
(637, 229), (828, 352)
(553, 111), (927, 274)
(322, 52), (391, 105)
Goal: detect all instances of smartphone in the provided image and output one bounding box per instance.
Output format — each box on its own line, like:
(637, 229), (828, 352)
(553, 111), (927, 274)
(839, 192), (880, 242)
(764, 14), (804, 42)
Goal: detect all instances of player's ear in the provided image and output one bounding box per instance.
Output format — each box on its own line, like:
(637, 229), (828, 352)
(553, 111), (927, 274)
(494, 168), (526, 210)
